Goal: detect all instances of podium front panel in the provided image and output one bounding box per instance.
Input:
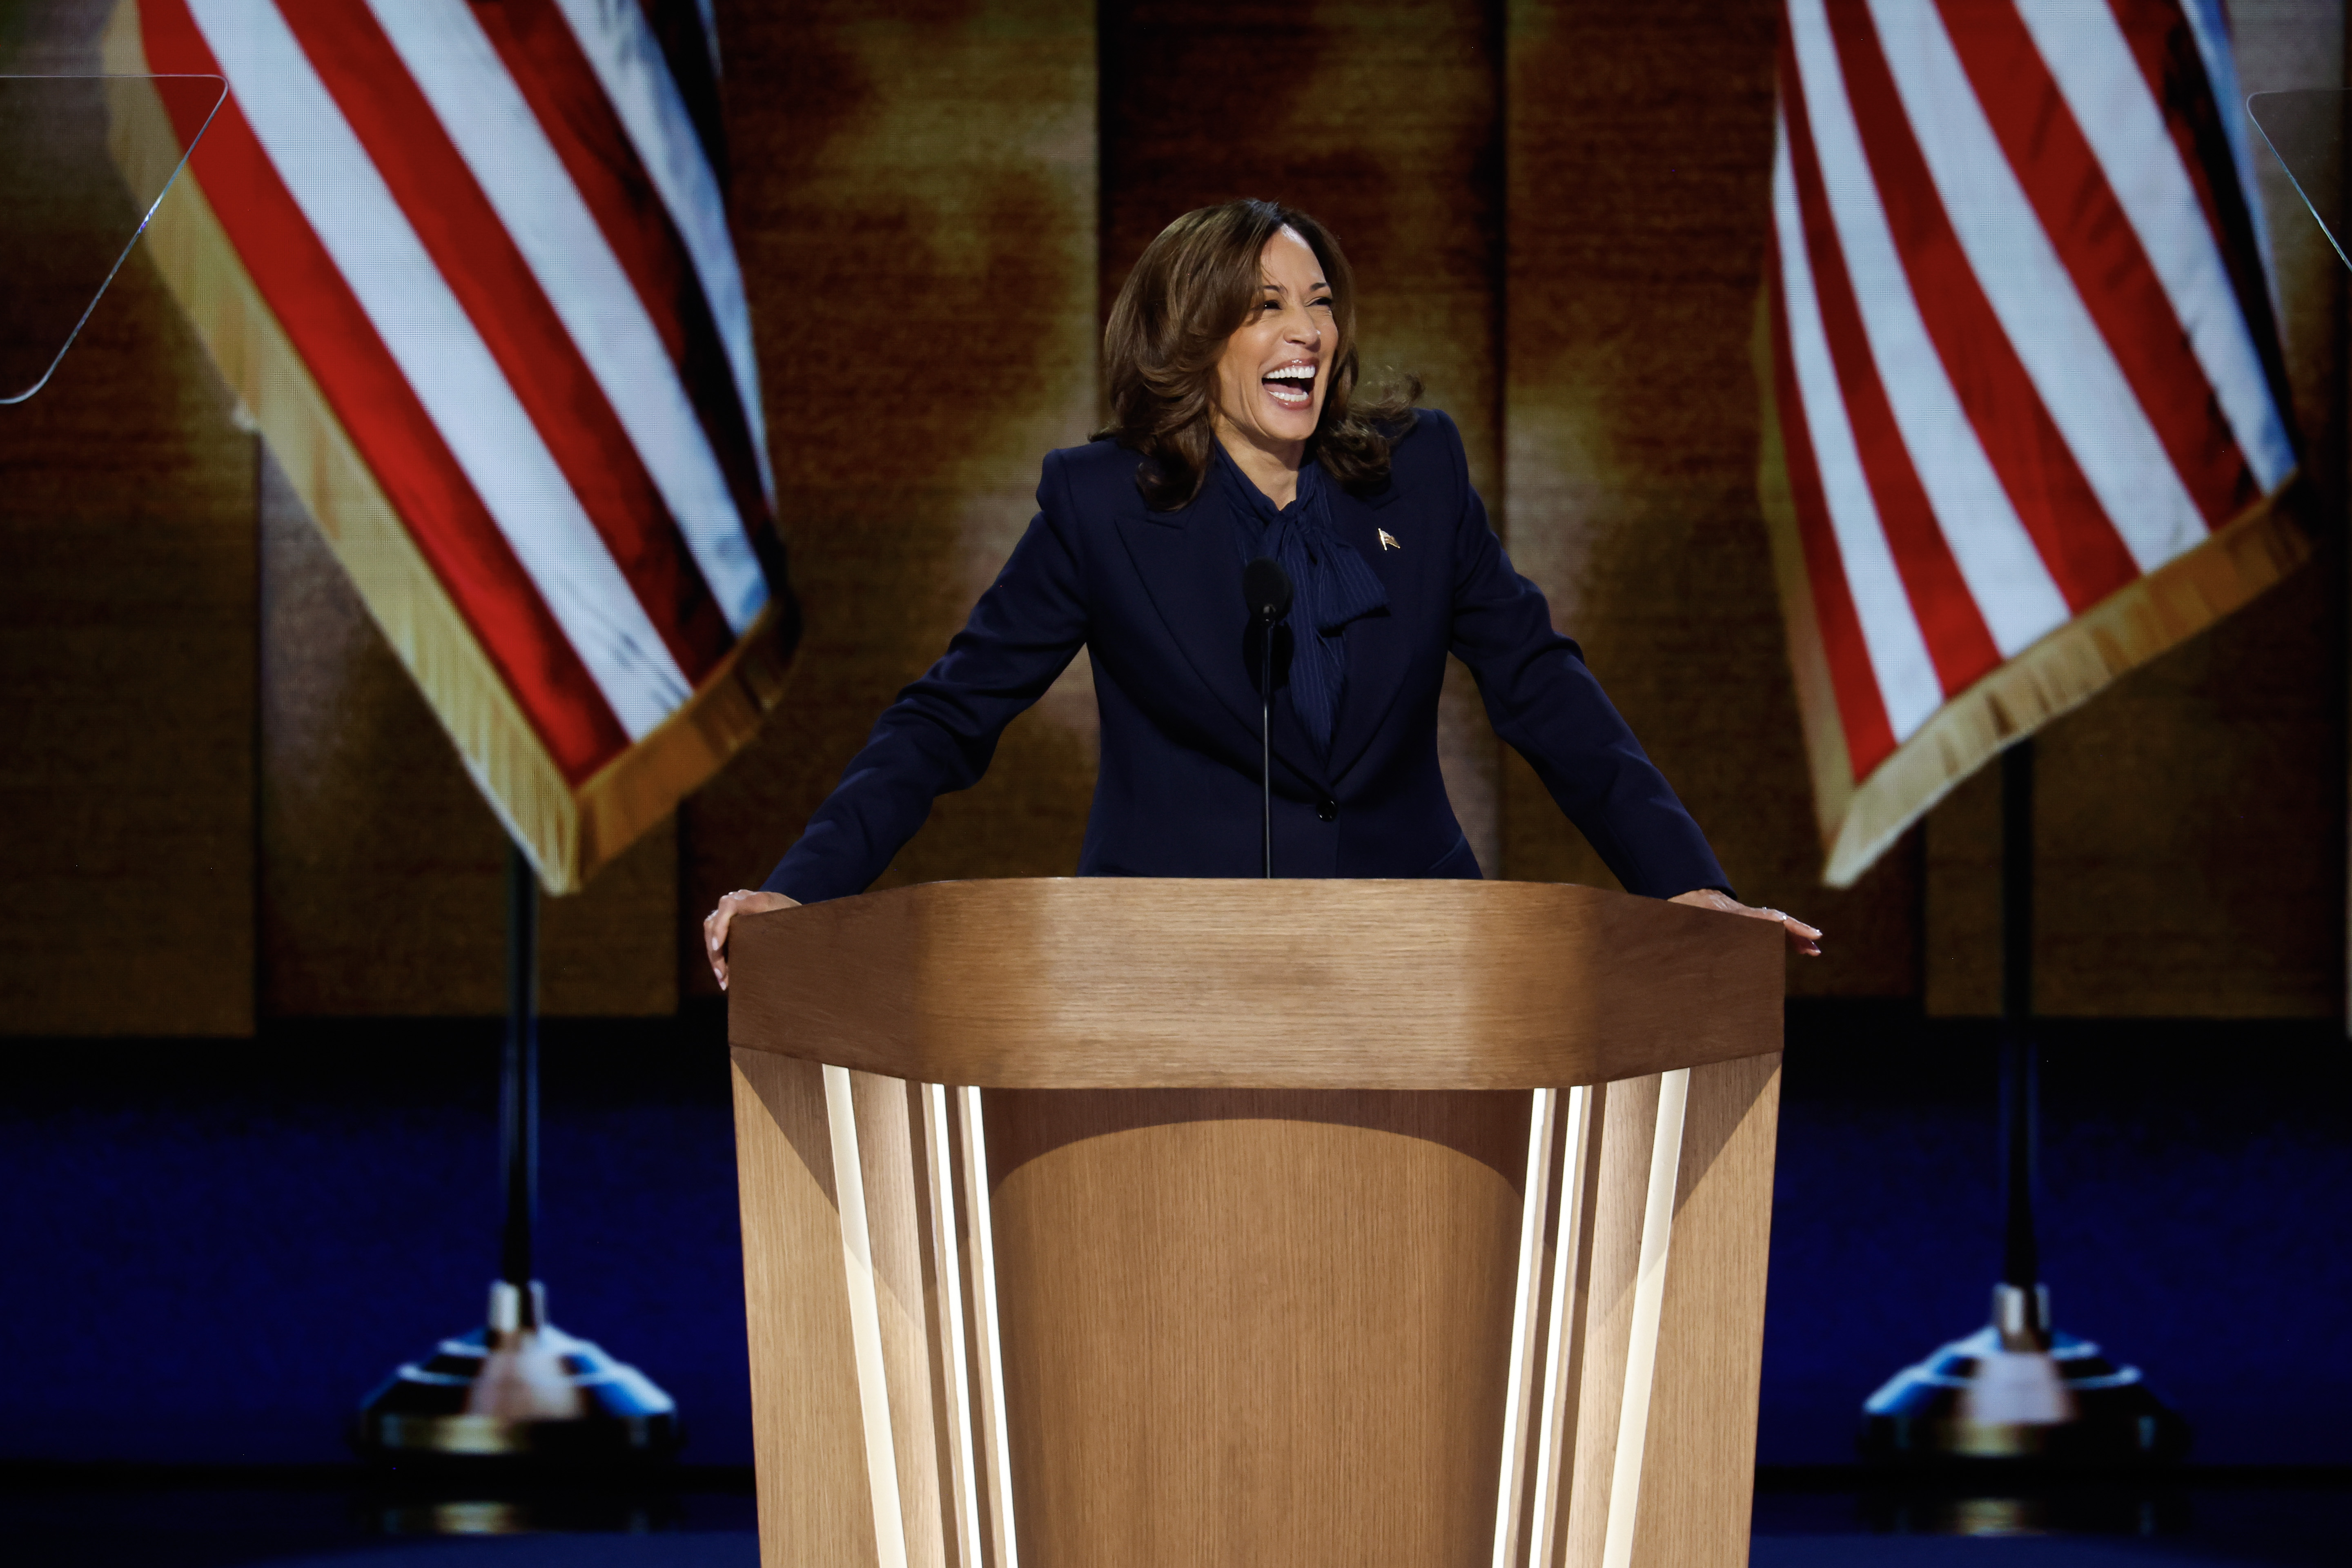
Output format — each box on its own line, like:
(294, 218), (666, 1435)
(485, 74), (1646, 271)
(729, 1051), (1781, 1568)
(982, 1089), (1529, 1566)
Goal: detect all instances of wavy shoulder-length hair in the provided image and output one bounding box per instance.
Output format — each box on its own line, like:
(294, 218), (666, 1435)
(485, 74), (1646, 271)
(1094, 199), (1419, 510)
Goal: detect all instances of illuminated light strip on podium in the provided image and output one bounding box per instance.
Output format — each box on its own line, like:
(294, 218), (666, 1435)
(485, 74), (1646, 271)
(824, 1066), (911, 1568)
(1601, 1069), (1691, 1568)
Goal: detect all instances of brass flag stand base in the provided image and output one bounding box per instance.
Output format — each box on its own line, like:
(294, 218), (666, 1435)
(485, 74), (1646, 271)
(352, 1278), (679, 1465)
(1859, 742), (2187, 1473)
(351, 845), (680, 1469)
(1862, 1282), (2188, 1463)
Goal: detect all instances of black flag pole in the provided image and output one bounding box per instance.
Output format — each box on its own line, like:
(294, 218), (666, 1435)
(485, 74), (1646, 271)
(351, 841), (679, 1469)
(499, 843), (538, 1298)
(1861, 737), (2187, 1468)
(1995, 742), (2043, 1348)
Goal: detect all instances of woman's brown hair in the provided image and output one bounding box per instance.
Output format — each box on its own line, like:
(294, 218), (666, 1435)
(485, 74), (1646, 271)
(1095, 199), (1419, 510)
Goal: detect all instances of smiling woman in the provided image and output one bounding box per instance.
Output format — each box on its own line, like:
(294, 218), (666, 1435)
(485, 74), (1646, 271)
(704, 198), (1819, 986)
(1096, 200), (1417, 510)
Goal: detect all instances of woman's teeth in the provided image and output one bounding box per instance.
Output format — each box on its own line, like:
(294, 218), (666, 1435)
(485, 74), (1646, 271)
(1264, 367), (1314, 408)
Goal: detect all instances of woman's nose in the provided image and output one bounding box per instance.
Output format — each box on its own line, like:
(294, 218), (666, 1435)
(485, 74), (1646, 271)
(1284, 308), (1321, 345)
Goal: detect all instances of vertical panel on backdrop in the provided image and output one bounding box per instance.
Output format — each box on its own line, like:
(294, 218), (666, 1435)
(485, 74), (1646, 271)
(0, 43), (254, 1033)
(675, 0), (1101, 951)
(1099, 0), (1506, 873)
(106, 0), (800, 893)
(1758, 0), (2306, 887)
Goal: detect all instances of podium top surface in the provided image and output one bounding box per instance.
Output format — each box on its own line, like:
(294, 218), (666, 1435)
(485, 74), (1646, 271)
(726, 878), (1783, 1089)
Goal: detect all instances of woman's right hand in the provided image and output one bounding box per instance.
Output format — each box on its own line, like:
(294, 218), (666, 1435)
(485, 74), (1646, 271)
(704, 889), (800, 990)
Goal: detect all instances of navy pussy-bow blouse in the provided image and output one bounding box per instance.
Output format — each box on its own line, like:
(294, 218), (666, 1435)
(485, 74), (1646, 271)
(1213, 443), (1389, 755)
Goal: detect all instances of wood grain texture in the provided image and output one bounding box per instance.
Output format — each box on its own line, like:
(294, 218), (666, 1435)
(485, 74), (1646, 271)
(981, 1088), (1529, 1567)
(730, 1049), (882, 1568)
(1626, 1052), (1780, 1568)
(728, 882), (1782, 1567)
(731, 1065), (1782, 1568)
(727, 878), (1783, 1088)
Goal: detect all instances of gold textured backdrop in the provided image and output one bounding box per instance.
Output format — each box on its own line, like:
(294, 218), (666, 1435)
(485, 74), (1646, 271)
(0, 0), (2341, 1030)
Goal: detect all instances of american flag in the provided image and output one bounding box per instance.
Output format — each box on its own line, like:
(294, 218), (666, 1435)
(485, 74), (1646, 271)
(112, 0), (797, 892)
(1762, 0), (2309, 886)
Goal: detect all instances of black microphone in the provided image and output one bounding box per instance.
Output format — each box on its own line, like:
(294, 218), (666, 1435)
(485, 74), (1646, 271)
(1242, 557), (1292, 879)
(1243, 556), (1293, 626)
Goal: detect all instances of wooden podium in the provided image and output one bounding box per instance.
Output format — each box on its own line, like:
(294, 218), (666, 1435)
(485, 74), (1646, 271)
(726, 878), (1784, 1568)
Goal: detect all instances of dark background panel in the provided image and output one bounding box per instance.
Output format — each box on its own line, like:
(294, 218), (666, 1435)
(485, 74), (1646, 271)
(0, 16), (257, 1037)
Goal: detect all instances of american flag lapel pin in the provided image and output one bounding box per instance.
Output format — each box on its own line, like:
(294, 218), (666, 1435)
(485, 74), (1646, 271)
(1377, 528), (1400, 552)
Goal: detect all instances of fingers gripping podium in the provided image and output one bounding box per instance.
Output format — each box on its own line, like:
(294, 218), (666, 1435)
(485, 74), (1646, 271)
(725, 879), (1784, 1568)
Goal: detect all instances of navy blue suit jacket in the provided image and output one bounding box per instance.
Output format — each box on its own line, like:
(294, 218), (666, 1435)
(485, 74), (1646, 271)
(762, 409), (1728, 903)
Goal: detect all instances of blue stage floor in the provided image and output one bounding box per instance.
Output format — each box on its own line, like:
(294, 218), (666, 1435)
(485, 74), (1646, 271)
(1751, 1546), (2336, 1567)
(3, 1472), (2342, 1568)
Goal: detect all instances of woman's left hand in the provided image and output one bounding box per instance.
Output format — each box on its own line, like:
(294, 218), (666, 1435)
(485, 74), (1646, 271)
(704, 889), (800, 990)
(1669, 887), (1822, 957)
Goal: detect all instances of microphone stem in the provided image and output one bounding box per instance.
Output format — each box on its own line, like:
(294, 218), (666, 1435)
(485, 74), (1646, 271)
(1261, 624), (1274, 878)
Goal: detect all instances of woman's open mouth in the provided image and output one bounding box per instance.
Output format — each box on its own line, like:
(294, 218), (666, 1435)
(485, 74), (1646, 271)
(1263, 363), (1316, 410)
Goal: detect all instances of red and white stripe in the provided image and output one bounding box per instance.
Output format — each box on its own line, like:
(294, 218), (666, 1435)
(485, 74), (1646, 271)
(144, 0), (776, 780)
(1771, 0), (2292, 781)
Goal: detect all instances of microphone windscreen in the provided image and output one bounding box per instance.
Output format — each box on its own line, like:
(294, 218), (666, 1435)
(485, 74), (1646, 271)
(1243, 556), (1294, 624)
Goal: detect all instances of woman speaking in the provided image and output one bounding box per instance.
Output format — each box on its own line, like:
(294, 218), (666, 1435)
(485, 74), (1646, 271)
(706, 200), (1817, 984)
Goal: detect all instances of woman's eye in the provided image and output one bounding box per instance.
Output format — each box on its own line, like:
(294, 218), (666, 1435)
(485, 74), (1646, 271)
(1312, 297), (1334, 310)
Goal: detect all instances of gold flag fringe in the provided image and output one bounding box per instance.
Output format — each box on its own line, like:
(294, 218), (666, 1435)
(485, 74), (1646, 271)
(1750, 294), (2314, 890)
(105, 3), (793, 893)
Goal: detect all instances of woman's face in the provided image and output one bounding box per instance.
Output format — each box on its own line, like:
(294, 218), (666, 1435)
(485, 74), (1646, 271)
(1212, 227), (1334, 457)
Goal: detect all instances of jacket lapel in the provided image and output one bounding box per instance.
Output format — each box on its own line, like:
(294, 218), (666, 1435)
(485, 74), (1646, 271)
(1112, 500), (1325, 791)
(1324, 481), (1416, 784)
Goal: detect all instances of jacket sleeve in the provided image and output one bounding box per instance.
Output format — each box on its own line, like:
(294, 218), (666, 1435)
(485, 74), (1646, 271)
(760, 451), (1091, 903)
(1433, 415), (1733, 900)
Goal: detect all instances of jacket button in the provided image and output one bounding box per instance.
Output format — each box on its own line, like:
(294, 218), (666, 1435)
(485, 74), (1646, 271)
(1316, 797), (1338, 822)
